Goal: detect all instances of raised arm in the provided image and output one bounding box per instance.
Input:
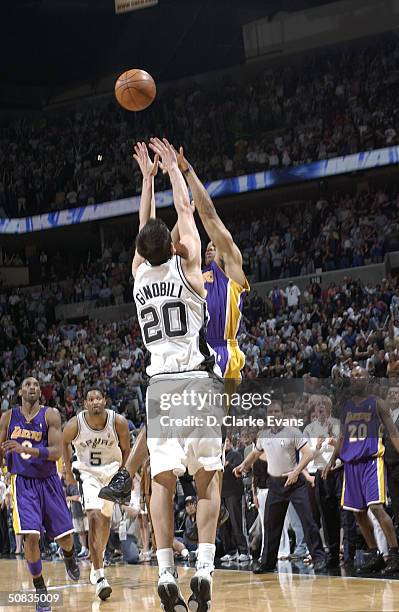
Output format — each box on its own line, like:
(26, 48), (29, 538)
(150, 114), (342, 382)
(131, 142), (159, 278)
(149, 138), (204, 295)
(171, 201), (195, 254)
(176, 147), (246, 286)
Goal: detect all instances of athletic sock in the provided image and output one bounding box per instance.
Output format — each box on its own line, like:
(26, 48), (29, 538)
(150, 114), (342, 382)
(181, 548), (189, 559)
(94, 568), (105, 582)
(27, 560), (43, 577)
(156, 548), (174, 574)
(197, 543), (216, 570)
(33, 576), (46, 590)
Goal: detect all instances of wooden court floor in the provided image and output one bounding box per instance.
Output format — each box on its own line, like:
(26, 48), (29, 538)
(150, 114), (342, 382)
(0, 559), (399, 612)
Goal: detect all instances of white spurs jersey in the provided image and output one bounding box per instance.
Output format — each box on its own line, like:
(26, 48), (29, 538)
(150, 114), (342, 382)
(134, 255), (216, 376)
(72, 409), (122, 475)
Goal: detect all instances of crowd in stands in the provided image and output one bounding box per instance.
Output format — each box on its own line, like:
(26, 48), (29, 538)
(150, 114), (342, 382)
(2, 261), (399, 421)
(1, 36), (399, 217)
(0, 285), (147, 425)
(231, 186), (399, 281)
(2, 250), (399, 571)
(240, 274), (399, 380)
(3, 180), (399, 293)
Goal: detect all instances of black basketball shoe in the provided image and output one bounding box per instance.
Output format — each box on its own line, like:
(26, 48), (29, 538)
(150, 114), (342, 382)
(382, 550), (399, 576)
(98, 467), (132, 505)
(62, 549), (80, 581)
(357, 549), (385, 574)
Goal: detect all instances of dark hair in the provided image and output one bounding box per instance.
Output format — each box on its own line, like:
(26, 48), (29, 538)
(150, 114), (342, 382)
(85, 386), (105, 399)
(136, 219), (172, 266)
(21, 377), (40, 388)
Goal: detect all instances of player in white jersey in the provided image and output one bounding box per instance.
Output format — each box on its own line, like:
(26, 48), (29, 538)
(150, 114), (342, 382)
(130, 138), (224, 612)
(134, 245), (213, 376)
(62, 387), (130, 601)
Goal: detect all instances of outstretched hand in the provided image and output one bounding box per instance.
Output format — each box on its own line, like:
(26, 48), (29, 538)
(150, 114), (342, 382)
(133, 142), (159, 179)
(149, 138), (179, 174)
(175, 146), (190, 173)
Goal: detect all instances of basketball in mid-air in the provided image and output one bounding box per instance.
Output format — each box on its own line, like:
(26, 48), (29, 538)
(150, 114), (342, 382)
(115, 68), (156, 111)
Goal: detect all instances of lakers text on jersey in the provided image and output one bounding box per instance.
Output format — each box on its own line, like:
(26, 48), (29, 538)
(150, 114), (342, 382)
(7, 406), (56, 479)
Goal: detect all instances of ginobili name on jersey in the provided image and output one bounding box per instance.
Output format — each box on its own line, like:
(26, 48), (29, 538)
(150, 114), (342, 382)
(135, 282), (183, 306)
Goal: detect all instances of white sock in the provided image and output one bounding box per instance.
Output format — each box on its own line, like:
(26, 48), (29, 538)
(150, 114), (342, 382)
(94, 568), (104, 582)
(197, 543), (216, 570)
(156, 548), (174, 574)
(181, 548), (189, 559)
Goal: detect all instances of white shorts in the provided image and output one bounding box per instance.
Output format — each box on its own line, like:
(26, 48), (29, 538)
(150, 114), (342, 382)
(73, 461), (120, 518)
(147, 435), (224, 478)
(146, 372), (224, 479)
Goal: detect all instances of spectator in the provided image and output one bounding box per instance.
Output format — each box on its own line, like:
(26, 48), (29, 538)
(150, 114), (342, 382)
(285, 281), (301, 308)
(220, 438), (250, 563)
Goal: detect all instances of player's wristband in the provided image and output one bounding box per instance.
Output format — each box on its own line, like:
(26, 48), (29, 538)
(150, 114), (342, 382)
(38, 447), (50, 460)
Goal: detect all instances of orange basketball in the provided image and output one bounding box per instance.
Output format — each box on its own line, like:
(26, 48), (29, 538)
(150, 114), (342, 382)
(115, 68), (156, 111)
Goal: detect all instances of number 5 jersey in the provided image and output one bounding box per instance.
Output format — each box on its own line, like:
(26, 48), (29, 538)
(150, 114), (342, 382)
(134, 255), (218, 376)
(72, 409), (122, 477)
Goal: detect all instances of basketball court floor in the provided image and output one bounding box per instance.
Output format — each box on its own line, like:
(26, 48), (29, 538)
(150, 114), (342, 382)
(0, 558), (398, 612)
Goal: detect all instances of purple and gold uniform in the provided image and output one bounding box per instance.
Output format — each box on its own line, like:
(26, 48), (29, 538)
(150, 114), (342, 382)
(340, 396), (386, 511)
(202, 261), (249, 378)
(7, 405), (74, 538)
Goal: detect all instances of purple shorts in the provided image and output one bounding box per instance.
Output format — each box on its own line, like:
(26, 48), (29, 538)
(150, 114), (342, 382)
(208, 340), (245, 379)
(341, 456), (386, 511)
(11, 472), (74, 539)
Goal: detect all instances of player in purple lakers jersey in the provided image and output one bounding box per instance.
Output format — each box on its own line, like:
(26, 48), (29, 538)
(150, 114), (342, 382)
(324, 367), (399, 574)
(173, 146), (249, 379)
(0, 377), (79, 612)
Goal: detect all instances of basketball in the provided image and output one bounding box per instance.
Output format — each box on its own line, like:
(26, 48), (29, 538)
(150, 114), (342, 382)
(114, 68), (156, 111)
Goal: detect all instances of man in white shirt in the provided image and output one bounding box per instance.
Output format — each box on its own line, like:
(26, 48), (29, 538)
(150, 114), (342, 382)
(304, 394), (344, 568)
(286, 281), (301, 308)
(234, 399), (326, 573)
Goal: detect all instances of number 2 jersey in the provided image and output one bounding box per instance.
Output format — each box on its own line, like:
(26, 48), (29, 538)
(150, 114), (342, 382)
(72, 409), (122, 477)
(340, 396), (384, 463)
(134, 255), (217, 376)
(6, 405), (56, 479)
